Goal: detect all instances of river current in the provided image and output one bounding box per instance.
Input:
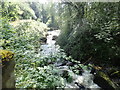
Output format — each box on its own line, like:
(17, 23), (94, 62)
(40, 30), (100, 89)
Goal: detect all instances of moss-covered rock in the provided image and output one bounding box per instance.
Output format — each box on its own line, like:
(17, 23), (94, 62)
(94, 71), (118, 89)
(105, 67), (120, 87)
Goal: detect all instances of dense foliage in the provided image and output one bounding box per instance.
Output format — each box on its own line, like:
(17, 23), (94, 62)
(1, 1), (120, 89)
(57, 2), (120, 66)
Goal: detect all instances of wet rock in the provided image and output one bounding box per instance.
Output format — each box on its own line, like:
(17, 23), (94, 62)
(40, 48), (43, 51)
(52, 35), (58, 40)
(94, 71), (118, 89)
(45, 33), (49, 37)
(74, 82), (85, 89)
(66, 62), (74, 66)
(40, 37), (47, 44)
(60, 61), (69, 66)
(48, 28), (53, 31)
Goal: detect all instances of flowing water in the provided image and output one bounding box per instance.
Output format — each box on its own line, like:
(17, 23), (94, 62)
(40, 30), (60, 56)
(40, 30), (100, 89)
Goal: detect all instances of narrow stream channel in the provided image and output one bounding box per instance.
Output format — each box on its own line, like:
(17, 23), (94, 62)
(40, 30), (100, 89)
(40, 30), (60, 56)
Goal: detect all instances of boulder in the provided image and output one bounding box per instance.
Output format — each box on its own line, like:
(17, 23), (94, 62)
(0, 49), (15, 88)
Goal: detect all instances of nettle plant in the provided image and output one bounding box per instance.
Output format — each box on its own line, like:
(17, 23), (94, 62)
(16, 65), (65, 88)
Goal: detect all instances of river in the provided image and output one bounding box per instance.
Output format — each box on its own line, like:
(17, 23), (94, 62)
(40, 30), (100, 89)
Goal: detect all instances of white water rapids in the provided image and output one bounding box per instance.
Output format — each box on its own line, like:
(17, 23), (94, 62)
(40, 30), (60, 56)
(40, 30), (100, 89)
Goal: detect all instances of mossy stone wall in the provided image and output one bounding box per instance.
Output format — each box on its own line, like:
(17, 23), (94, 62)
(0, 50), (15, 88)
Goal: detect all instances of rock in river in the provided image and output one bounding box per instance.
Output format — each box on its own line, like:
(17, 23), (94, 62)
(40, 37), (47, 44)
(52, 35), (58, 40)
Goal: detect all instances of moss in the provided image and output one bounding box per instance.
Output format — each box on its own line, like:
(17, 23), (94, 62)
(99, 72), (113, 84)
(0, 49), (14, 66)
